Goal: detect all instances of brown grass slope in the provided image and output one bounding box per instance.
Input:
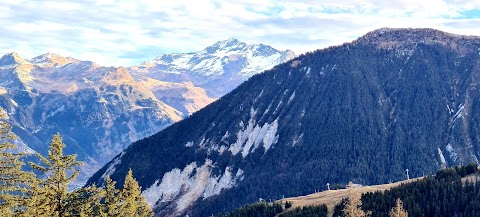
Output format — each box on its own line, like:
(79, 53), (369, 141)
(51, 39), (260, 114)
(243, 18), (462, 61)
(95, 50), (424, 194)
(279, 178), (423, 216)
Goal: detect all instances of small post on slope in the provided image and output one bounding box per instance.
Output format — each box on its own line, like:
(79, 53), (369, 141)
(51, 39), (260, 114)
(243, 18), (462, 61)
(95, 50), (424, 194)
(405, 169), (410, 180)
(326, 183), (330, 191)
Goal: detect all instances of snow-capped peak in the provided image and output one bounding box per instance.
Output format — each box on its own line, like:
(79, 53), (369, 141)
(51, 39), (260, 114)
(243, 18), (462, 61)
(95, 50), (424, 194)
(203, 38), (246, 53)
(134, 38), (295, 98)
(0, 52), (30, 66)
(29, 53), (78, 66)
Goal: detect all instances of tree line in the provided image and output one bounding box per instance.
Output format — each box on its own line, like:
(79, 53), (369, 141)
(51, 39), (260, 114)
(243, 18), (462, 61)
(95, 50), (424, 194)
(0, 111), (153, 217)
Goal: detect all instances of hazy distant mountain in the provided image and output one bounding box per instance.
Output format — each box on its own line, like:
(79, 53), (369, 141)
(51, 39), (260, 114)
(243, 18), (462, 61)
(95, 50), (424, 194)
(88, 28), (480, 216)
(0, 39), (294, 184)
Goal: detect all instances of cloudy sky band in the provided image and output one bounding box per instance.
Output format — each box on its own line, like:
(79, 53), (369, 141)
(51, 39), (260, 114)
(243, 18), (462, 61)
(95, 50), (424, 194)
(1, 0), (480, 66)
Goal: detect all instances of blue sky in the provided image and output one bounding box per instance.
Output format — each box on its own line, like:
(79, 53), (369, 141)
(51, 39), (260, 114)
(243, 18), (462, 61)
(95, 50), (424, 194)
(1, 0), (480, 66)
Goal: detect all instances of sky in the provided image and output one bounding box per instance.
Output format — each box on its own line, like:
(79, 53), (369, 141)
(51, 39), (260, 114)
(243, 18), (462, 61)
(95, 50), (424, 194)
(1, 0), (480, 66)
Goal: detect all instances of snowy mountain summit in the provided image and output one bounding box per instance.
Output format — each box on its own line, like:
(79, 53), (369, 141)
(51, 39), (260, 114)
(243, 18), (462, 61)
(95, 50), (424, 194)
(131, 38), (295, 98)
(0, 52), (30, 66)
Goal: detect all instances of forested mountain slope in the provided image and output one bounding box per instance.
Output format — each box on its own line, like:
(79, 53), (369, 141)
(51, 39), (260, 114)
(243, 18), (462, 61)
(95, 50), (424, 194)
(88, 28), (480, 216)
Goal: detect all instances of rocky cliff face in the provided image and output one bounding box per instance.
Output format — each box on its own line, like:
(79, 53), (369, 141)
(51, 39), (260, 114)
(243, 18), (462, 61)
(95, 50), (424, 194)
(87, 28), (480, 216)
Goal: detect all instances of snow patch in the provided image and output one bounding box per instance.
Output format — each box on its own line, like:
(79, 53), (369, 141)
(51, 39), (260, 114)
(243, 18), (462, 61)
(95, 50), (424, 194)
(228, 108), (279, 157)
(218, 145), (227, 154)
(273, 100), (283, 114)
(101, 151), (124, 180)
(141, 160), (244, 214)
(331, 64), (337, 71)
(82, 78), (94, 85)
(47, 105), (65, 118)
(447, 104), (454, 114)
(142, 161), (200, 207)
(202, 167), (244, 198)
(185, 141), (194, 147)
(10, 99), (18, 107)
(32, 126), (43, 134)
(199, 137), (206, 148)
(254, 90), (264, 103)
(263, 102), (273, 116)
(287, 91), (296, 104)
(438, 147), (446, 167)
(293, 133), (303, 146)
(319, 66), (325, 75)
(221, 131), (230, 143)
(446, 144), (458, 162)
(453, 104), (464, 122)
(175, 161), (212, 212)
(301, 66), (311, 76)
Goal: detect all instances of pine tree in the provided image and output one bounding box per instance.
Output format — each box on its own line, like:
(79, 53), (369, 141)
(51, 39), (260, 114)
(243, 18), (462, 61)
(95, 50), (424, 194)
(24, 177), (50, 217)
(76, 185), (104, 217)
(389, 198), (408, 217)
(118, 169), (153, 217)
(103, 176), (120, 216)
(0, 121), (154, 216)
(29, 133), (84, 217)
(0, 110), (35, 216)
(343, 181), (369, 217)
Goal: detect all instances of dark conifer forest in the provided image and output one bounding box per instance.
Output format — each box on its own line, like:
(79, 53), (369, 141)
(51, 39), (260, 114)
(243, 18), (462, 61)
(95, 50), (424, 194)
(333, 163), (480, 217)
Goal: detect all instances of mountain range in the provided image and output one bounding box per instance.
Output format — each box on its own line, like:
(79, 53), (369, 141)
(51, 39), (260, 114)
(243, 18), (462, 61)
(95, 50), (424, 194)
(87, 28), (480, 216)
(130, 38), (295, 99)
(0, 39), (294, 183)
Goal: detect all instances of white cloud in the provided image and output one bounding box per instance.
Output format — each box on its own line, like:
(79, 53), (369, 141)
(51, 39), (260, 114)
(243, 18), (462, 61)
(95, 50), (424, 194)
(0, 0), (479, 66)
